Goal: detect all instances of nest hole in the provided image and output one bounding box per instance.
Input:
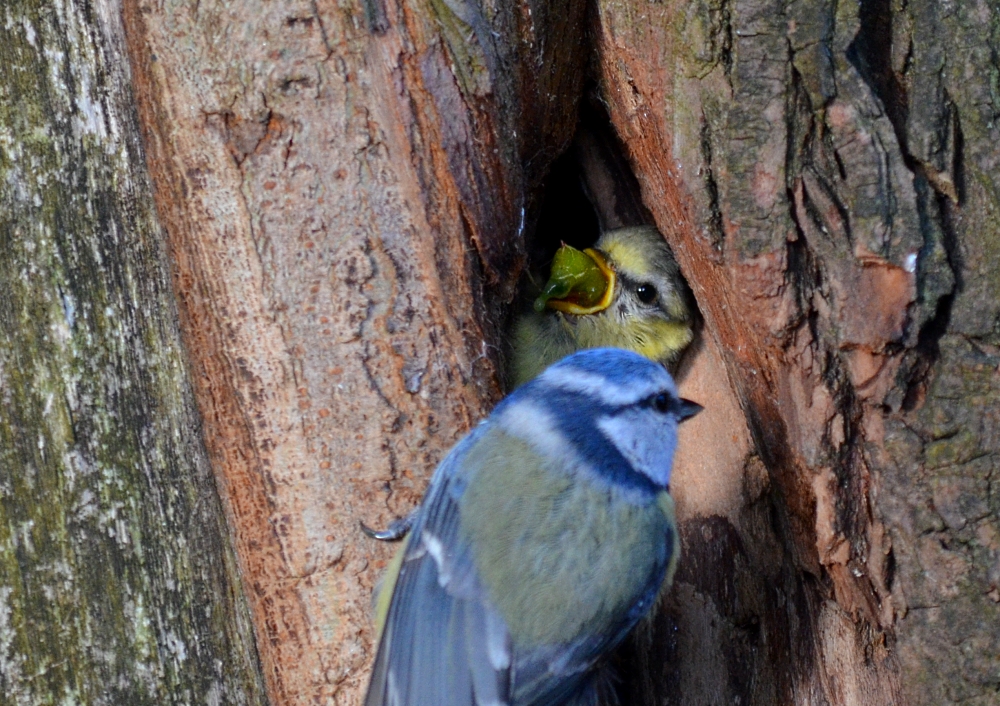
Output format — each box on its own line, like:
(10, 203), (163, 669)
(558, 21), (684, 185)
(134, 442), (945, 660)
(528, 98), (654, 272)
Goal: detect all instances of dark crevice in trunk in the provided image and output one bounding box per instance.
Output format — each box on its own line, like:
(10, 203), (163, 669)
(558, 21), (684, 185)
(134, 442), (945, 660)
(892, 172), (960, 410)
(573, 96), (655, 231)
(718, 0), (734, 86)
(848, 1), (960, 411)
(700, 116), (726, 254)
(521, 93), (653, 286)
(847, 0), (909, 156)
(529, 149), (602, 266)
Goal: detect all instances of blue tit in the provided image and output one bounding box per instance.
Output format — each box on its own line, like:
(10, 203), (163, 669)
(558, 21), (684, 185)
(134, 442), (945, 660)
(510, 226), (694, 387)
(365, 348), (702, 706)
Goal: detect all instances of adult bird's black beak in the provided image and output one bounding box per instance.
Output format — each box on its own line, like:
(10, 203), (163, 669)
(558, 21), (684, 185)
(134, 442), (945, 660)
(678, 399), (704, 421)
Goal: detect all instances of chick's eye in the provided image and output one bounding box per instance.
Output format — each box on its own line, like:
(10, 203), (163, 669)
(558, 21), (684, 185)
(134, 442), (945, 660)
(636, 283), (658, 304)
(652, 392), (672, 413)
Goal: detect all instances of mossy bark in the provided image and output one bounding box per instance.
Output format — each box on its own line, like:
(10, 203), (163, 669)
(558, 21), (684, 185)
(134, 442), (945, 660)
(593, 0), (1000, 704)
(0, 0), (266, 703)
(5, 0), (996, 704)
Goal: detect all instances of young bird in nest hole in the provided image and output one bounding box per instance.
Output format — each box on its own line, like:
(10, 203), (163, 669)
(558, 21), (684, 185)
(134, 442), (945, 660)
(509, 225), (694, 388)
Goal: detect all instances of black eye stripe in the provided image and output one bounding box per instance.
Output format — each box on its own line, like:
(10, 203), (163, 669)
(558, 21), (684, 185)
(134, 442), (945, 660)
(639, 391), (675, 413)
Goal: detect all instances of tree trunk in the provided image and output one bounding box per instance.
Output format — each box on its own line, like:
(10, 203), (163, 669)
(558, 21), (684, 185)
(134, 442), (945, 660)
(0, 0), (266, 703)
(4, 0), (997, 704)
(121, 0), (585, 702)
(592, 1), (1000, 703)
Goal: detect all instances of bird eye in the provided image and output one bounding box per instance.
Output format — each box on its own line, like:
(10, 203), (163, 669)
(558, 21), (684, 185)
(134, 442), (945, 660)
(636, 283), (658, 304)
(652, 392), (671, 413)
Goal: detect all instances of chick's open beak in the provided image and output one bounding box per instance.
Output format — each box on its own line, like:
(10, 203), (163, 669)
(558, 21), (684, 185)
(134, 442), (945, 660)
(534, 244), (617, 315)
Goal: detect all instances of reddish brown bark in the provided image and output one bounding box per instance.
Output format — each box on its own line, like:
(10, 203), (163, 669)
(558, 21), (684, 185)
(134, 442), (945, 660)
(122, 0), (585, 702)
(119, 0), (999, 704)
(593, 1), (999, 704)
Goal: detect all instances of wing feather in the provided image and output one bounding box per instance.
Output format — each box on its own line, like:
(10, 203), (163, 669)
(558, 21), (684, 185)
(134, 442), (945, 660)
(365, 428), (512, 706)
(365, 425), (675, 706)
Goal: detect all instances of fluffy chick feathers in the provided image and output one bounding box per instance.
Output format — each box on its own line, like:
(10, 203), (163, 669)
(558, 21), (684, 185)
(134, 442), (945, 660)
(510, 226), (693, 387)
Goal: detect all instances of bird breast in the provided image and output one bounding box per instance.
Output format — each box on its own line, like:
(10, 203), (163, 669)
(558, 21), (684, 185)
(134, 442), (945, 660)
(458, 427), (675, 648)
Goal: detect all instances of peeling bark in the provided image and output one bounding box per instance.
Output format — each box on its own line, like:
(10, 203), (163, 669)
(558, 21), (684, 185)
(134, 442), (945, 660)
(5, 0), (997, 704)
(121, 0), (586, 702)
(593, 0), (999, 703)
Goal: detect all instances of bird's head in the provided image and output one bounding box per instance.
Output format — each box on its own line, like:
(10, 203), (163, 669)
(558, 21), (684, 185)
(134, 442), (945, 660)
(497, 348), (702, 491)
(533, 226), (694, 365)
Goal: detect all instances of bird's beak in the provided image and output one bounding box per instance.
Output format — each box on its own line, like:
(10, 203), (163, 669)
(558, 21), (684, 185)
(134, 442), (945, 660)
(678, 399), (703, 421)
(533, 245), (617, 315)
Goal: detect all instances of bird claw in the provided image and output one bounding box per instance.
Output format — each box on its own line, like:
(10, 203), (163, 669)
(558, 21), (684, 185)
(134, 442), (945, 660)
(360, 513), (415, 541)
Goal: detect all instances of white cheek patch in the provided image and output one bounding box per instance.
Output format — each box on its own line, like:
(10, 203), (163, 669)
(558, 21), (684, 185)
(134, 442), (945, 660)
(596, 411), (677, 488)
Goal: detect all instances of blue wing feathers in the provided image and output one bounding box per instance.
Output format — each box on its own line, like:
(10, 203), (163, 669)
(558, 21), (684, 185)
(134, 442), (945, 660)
(365, 358), (680, 706)
(366, 430), (509, 706)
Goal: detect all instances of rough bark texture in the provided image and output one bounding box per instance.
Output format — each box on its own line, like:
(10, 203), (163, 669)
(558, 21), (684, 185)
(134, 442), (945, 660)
(40, 0), (991, 703)
(121, 0), (586, 702)
(0, 0), (266, 703)
(593, 0), (1000, 704)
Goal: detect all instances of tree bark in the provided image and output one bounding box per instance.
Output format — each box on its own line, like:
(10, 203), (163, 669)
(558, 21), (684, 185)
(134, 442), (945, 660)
(121, 0), (586, 702)
(4, 0), (997, 704)
(0, 0), (265, 703)
(593, 1), (1000, 704)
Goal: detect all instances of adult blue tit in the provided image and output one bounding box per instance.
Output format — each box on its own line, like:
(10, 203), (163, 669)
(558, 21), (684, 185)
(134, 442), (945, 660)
(365, 348), (702, 706)
(510, 225), (694, 387)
